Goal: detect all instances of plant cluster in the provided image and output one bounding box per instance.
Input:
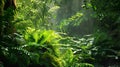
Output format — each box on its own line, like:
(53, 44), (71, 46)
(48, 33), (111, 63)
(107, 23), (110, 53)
(0, 27), (72, 67)
(1, 0), (120, 67)
(60, 33), (94, 67)
(91, 0), (120, 66)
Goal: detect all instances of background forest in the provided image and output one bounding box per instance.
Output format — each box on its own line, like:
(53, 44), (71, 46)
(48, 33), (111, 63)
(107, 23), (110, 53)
(0, 0), (120, 67)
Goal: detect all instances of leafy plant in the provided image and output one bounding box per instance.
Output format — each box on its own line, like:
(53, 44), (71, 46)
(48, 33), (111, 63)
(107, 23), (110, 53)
(22, 28), (77, 67)
(60, 33), (94, 66)
(59, 11), (83, 32)
(0, 33), (31, 67)
(91, 0), (120, 66)
(15, 0), (59, 30)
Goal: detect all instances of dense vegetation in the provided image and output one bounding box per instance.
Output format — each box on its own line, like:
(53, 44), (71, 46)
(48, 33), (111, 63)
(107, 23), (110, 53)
(0, 0), (120, 67)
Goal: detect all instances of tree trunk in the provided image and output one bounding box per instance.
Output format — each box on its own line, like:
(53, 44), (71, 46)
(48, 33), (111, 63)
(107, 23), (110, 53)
(0, 0), (16, 36)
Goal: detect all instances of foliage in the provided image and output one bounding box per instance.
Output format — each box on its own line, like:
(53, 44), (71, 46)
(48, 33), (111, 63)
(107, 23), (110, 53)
(1, 0), (120, 67)
(60, 12), (83, 26)
(0, 0), (74, 67)
(0, 28), (63, 67)
(24, 27), (61, 44)
(23, 28), (61, 56)
(76, 63), (94, 67)
(58, 1), (95, 37)
(91, 0), (120, 66)
(59, 12), (83, 32)
(60, 49), (74, 67)
(15, 0), (59, 30)
(0, 0), (97, 67)
(91, 0), (120, 31)
(60, 33), (94, 66)
(0, 33), (31, 67)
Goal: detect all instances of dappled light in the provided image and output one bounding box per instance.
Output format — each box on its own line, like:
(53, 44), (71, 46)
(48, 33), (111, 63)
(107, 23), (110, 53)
(0, 0), (120, 67)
